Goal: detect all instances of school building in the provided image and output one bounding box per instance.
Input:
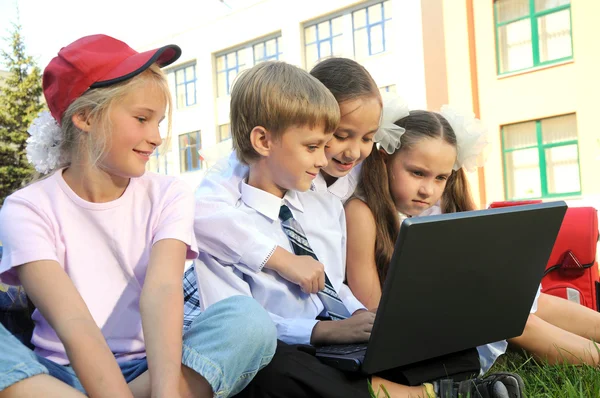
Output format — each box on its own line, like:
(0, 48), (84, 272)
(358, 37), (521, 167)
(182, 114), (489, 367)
(144, 0), (599, 208)
(442, 0), (600, 208)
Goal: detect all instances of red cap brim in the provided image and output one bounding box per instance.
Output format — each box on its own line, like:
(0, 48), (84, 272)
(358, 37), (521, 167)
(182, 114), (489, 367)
(90, 44), (181, 88)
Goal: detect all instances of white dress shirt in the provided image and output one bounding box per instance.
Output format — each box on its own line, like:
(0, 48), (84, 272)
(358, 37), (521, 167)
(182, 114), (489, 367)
(194, 151), (361, 272)
(194, 183), (366, 345)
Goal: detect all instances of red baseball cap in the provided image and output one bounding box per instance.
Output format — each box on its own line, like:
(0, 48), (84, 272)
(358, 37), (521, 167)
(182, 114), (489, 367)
(43, 34), (182, 124)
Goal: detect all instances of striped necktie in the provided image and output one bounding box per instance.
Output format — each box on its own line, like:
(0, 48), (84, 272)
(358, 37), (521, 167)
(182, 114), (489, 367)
(279, 204), (351, 320)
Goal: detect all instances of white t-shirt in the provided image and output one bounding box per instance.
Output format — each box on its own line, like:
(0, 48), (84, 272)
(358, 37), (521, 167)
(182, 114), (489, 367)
(0, 169), (198, 365)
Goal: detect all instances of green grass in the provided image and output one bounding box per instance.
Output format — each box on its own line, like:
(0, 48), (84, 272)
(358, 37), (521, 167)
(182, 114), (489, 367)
(369, 350), (600, 397)
(369, 381), (391, 398)
(490, 350), (600, 397)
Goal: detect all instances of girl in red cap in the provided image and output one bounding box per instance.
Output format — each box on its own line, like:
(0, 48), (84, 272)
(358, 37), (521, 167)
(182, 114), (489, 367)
(0, 34), (275, 398)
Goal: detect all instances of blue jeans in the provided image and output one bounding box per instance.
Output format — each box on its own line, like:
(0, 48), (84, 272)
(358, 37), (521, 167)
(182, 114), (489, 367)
(0, 295), (276, 397)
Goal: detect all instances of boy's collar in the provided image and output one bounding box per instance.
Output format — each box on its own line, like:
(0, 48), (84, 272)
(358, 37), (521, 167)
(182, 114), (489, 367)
(241, 182), (304, 222)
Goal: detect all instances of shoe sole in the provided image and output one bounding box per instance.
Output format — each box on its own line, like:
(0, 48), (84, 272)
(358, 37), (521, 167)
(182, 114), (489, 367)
(485, 372), (525, 398)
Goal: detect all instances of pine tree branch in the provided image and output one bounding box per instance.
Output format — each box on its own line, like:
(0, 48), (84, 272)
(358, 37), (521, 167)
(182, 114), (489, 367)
(0, 22), (43, 205)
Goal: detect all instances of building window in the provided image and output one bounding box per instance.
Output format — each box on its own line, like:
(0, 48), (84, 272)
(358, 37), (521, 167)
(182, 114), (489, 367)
(353, 1), (392, 59)
(304, 15), (345, 69)
(179, 131), (203, 172)
(379, 84), (397, 94)
(502, 114), (580, 200)
(494, 0), (572, 74)
(174, 64), (197, 108)
(253, 37), (282, 63)
(304, 1), (392, 68)
(217, 124), (231, 143)
(216, 50), (245, 97)
(216, 35), (282, 97)
(147, 140), (173, 175)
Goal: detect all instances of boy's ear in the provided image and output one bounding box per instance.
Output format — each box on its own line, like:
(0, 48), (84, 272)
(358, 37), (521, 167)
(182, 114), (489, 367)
(71, 110), (92, 133)
(250, 126), (274, 157)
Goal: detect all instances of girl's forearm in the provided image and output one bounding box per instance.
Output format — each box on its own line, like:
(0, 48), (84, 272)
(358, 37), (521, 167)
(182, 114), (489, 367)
(59, 318), (133, 398)
(141, 285), (185, 397)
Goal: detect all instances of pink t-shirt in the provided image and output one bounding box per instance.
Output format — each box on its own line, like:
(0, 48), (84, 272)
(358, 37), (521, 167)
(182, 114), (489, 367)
(0, 169), (198, 365)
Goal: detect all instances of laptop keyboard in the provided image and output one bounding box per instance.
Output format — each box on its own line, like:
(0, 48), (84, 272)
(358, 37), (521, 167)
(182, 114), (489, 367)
(317, 343), (368, 355)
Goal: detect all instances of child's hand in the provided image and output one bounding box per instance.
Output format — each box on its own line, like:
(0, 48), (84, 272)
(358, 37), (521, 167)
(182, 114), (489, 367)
(277, 255), (325, 294)
(265, 247), (325, 294)
(310, 310), (376, 345)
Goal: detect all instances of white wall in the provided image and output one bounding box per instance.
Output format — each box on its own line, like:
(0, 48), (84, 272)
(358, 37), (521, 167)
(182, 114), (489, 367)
(142, 0), (429, 189)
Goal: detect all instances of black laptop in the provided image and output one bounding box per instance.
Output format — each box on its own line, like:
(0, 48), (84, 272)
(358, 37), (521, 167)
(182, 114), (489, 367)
(315, 201), (567, 374)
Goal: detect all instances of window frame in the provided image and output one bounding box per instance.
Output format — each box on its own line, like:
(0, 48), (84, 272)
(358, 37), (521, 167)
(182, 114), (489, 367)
(147, 141), (172, 175)
(304, 16), (344, 65)
(253, 36), (282, 63)
(217, 124), (231, 143)
(216, 34), (282, 97)
(216, 50), (243, 97)
(179, 131), (203, 173)
(501, 114), (581, 200)
(303, 0), (391, 68)
(379, 84), (397, 93)
(352, 1), (392, 57)
(173, 63), (197, 108)
(494, 0), (573, 75)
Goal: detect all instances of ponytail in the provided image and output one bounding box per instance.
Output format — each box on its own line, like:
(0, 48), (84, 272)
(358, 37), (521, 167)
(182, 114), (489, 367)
(357, 145), (399, 286)
(441, 168), (478, 213)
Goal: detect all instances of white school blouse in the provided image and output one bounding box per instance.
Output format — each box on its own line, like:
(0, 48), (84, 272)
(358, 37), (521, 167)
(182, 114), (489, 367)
(194, 151), (361, 273)
(194, 183), (366, 345)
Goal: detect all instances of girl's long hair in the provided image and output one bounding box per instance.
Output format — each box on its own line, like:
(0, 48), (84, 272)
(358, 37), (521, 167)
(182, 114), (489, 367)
(358, 146), (399, 284)
(356, 110), (477, 284)
(442, 168), (477, 214)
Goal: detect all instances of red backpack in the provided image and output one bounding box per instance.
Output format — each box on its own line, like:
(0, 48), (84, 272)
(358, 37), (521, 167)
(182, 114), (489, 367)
(489, 201), (600, 311)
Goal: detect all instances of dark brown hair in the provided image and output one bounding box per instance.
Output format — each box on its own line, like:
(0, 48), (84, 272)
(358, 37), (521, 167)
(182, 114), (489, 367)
(357, 110), (477, 284)
(310, 57), (381, 106)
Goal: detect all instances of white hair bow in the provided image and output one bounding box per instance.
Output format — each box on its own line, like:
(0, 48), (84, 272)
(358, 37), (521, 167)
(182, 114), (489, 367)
(26, 111), (67, 174)
(439, 105), (489, 172)
(373, 93), (410, 154)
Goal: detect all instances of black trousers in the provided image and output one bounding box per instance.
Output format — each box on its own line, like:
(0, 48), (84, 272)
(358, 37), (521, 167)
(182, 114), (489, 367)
(236, 341), (481, 398)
